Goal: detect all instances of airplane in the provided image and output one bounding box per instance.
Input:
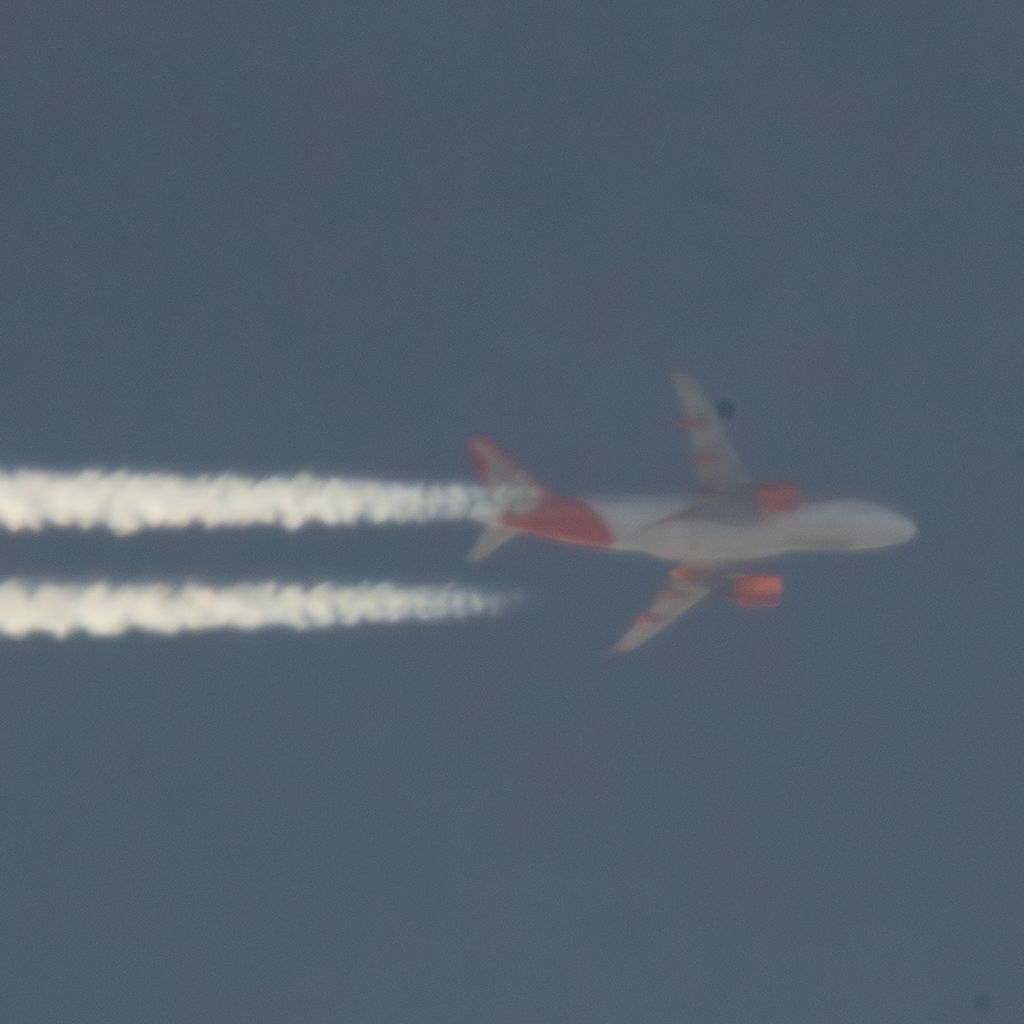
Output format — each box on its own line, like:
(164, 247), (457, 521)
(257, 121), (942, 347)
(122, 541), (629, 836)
(465, 373), (917, 654)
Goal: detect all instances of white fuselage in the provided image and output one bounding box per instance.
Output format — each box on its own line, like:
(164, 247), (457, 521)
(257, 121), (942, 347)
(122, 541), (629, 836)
(588, 496), (917, 566)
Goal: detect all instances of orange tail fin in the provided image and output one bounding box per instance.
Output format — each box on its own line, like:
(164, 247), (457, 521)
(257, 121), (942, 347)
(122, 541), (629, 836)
(466, 437), (545, 498)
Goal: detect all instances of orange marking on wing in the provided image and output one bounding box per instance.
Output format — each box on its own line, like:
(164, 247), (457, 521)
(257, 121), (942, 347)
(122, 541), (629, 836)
(678, 416), (712, 430)
(670, 566), (702, 581)
(692, 451), (722, 465)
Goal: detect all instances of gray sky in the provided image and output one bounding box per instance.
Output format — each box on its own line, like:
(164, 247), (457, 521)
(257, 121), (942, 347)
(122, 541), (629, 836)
(3, 2), (1022, 1021)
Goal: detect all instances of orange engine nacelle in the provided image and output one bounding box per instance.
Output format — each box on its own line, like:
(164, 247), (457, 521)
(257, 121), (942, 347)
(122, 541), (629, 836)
(754, 482), (801, 514)
(732, 574), (783, 608)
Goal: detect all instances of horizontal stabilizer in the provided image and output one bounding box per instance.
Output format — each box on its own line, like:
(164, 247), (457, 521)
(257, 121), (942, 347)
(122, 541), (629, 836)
(466, 524), (515, 562)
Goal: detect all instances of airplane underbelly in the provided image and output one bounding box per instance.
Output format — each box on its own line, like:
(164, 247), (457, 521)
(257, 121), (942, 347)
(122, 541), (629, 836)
(627, 518), (789, 564)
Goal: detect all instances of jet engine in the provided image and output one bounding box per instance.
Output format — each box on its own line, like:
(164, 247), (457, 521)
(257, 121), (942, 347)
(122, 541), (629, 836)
(732, 574), (783, 607)
(754, 482), (801, 514)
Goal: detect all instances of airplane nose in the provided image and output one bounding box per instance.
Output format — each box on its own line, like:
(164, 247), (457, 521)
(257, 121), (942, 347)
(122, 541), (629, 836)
(890, 512), (917, 544)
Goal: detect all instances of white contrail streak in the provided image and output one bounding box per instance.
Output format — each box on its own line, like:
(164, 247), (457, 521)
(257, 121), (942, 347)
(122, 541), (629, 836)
(0, 580), (517, 639)
(0, 470), (489, 534)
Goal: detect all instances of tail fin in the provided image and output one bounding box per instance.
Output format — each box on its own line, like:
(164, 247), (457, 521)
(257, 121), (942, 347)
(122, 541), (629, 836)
(465, 437), (611, 553)
(466, 437), (545, 497)
(464, 437), (545, 562)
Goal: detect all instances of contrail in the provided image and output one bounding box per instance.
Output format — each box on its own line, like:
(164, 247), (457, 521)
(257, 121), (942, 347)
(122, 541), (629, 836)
(0, 470), (491, 534)
(0, 579), (517, 639)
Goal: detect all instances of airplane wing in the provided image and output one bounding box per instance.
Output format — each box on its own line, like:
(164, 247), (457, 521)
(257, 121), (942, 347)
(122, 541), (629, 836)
(671, 373), (750, 492)
(608, 571), (715, 655)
